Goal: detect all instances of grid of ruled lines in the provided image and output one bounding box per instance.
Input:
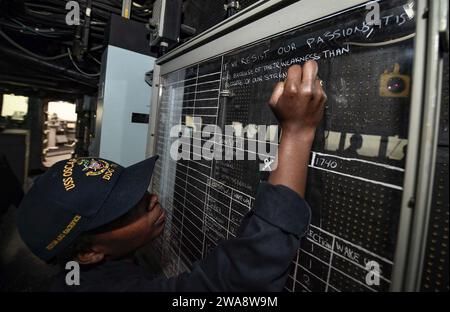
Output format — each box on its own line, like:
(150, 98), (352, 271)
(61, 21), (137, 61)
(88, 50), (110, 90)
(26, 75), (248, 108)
(152, 59), (398, 292)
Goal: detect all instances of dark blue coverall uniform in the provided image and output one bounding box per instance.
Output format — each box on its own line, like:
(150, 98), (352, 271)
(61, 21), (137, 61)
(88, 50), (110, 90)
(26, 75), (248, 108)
(51, 182), (311, 291)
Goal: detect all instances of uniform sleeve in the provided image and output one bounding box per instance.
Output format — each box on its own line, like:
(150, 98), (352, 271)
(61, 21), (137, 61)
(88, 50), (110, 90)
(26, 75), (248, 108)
(135, 182), (311, 292)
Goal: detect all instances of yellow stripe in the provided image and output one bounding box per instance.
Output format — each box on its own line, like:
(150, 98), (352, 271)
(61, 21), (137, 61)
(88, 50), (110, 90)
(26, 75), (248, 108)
(46, 215), (82, 251)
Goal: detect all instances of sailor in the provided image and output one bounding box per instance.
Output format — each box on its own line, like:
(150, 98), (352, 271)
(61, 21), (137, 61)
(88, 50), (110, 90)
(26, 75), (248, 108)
(17, 61), (327, 291)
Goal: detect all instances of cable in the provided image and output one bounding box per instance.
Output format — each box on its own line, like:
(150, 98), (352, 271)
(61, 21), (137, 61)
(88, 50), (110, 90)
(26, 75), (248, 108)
(0, 45), (97, 86)
(0, 28), (69, 60)
(343, 33), (416, 47)
(25, 8), (52, 16)
(8, 18), (68, 38)
(24, 2), (68, 14)
(87, 53), (102, 65)
(67, 47), (100, 77)
(88, 45), (104, 52)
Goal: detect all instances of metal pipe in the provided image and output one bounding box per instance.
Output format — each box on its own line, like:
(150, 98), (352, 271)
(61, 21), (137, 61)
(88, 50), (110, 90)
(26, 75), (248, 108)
(122, 0), (132, 19)
(0, 75), (59, 87)
(404, 0), (447, 291)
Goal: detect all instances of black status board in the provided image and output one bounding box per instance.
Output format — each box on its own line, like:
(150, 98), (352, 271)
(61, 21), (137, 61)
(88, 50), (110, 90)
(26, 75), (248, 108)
(152, 0), (416, 292)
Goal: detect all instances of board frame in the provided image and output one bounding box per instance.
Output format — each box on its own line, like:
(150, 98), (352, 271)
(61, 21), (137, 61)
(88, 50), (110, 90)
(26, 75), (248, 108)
(146, 0), (442, 291)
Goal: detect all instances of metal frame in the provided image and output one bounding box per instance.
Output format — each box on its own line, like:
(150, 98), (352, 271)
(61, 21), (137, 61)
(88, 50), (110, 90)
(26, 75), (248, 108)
(390, 0), (429, 291)
(391, 0), (447, 292)
(156, 0), (280, 65)
(146, 64), (161, 157)
(149, 0), (371, 154)
(156, 0), (370, 74)
(121, 0), (132, 19)
(403, 0), (447, 291)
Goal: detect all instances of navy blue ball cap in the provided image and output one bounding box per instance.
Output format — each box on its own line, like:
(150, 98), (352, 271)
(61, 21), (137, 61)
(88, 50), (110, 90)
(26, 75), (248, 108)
(17, 155), (159, 261)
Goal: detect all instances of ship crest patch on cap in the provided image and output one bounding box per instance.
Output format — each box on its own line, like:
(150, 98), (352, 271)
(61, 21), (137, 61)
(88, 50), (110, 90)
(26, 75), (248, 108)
(62, 158), (118, 191)
(77, 158), (110, 176)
